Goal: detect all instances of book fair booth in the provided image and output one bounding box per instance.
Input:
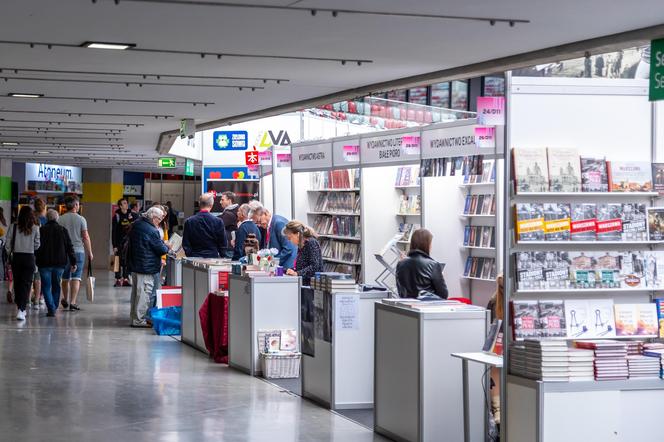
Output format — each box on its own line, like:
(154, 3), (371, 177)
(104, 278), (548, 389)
(177, 48), (664, 442)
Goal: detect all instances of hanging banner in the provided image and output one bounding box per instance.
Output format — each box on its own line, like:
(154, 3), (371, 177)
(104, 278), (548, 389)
(421, 123), (479, 159)
(475, 126), (496, 149)
(332, 138), (360, 166)
(477, 97), (505, 126)
(276, 153), (292, 168)
(360, 131), (420, 165)
(291, 142), (332, 171)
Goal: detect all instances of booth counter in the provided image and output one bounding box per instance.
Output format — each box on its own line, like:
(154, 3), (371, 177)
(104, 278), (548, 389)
(228, 274), (301, 376)
(374, 302), (489, 442)
(301, 288), (385, 410)
(181, 258), (232, 353)
(165, 255), (182, 287)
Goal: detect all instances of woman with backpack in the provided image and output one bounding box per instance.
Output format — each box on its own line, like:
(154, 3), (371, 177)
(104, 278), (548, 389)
(4, 206), (40, 321)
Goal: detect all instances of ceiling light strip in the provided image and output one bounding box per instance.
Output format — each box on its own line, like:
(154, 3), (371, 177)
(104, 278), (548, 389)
(2, 95), (215, 106)
(0, 76), (266, 89)
(0, 135), (123, 140)
(0, 119), (144, 126)
(0, 109), (172, 118)
(0, 126), (125, 132)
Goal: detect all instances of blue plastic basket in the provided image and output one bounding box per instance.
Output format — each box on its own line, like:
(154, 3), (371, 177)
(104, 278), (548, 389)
(149, 306), (182, 336)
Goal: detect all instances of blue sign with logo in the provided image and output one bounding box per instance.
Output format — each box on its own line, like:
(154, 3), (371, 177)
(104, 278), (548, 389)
(213, 131), (249, 151)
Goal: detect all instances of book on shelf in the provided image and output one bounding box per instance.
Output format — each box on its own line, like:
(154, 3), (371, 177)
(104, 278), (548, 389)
(515, 203), (545, 241)
(320, 239), (361, 263)
(538, 300), (566, 337)
(464, 257), (496, 280)
(614, 304), (659, 337)
(543, 203), (571, 241)
(313, 215), (360, 238)
(607, 161), (653, 192)
(596, 203), (623, 241)
(314, 192), (358, 213)
(399, 223), (419, 243)
(280, 329), (298, 351)
(547, 147), (582, 192)
(621, 203), (647, 241)
(564, 299), (616, 339)
(515, 251), (546, 290)
(580, 157), (609, 192)
(421, 158), (449, 177)
(398, 195), (421, 214)
(647, 207), (664, 241)
(571, 203), (597, 241)
(511, 300), (539, 339)
(482, 319), (503, 354)
(310, 169), (360, 190)
(656, 299), (664, 338)
(652, 163), (664, 195)
(395, 165), (420, 186)
(512, 147), (549, 193)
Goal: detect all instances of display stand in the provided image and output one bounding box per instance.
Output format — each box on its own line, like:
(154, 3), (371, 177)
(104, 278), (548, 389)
(374, 302), (489, 442)
(300, 288), (384, 410)
(228, 274), (301, 376)
(181, 258), (232, 354)
(165, 255), (182, 286)
(503, 76), (664, 442)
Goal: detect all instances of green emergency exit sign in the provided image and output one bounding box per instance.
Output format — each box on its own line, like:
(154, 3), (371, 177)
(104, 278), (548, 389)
(158, 157), (176, 168)
(185, 158), (194, 176)
(650, 38), (664, 101)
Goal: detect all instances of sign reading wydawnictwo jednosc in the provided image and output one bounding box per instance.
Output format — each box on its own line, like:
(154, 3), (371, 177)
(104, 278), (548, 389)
(650, 38), (664, 102)
(360, 132), (420, 165)
(291, 142), (332, 171)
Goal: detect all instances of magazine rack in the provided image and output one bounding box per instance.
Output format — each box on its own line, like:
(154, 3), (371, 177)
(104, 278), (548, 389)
(373, 233), (406, 294)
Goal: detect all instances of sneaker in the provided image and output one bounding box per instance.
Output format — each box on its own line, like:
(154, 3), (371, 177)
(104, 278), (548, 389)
(61, 299), (69, 309)
(123, 279), (132, 287)
(16, 310), (26, 321)
(39, 298), (46, 306)
(32, 302), (41, 310)
(114, 279), (122, 287)
(69, 304), (80, 311)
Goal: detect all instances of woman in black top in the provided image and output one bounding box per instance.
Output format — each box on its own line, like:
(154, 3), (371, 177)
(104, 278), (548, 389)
(395, 228), (448, 299)
(283, 221), (323, 286)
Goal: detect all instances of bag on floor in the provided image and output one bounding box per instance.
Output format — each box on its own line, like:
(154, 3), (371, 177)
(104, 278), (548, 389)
(86, 258), (95, 302)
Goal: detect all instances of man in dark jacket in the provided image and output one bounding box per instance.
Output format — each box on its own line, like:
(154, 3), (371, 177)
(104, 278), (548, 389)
(218, 191), (239, 258)
(166, 201), (178, 236)
(183, 193), (227, 258)
(127, 207), (170, 327)
(36, 209), (77, 316)
(233, 203), (262, 261)
(112, 198), (138, 287)
(258, 208), (297, 269)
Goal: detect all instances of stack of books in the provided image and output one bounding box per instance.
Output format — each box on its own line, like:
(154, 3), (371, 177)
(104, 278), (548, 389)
(319, 273), (356, 292)
(567, 348), (595, 382)
(523, 339), (569, 382)
(642, 343), (664, 378)
(509, 343), (527, 377)
(576, 340), (628, 381)
(625, 341), (644, 356)
(626, 355), (661, 379)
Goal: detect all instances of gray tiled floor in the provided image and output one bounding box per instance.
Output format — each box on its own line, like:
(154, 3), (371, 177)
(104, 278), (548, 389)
(0, 273), (387, 441)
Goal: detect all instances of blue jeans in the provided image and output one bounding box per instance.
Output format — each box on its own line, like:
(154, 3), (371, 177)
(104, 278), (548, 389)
(62, 252), (85, 280)
(39, 267), (65, 313)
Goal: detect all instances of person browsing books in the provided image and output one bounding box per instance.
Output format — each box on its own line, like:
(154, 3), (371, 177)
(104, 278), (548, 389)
(283, 221), (323, 286)
(395, 228), (448, 299)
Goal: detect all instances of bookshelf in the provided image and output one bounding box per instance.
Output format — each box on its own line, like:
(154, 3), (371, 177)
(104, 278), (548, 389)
(394, 165), (422, 253)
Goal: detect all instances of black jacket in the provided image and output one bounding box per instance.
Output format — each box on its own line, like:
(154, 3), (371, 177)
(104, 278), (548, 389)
(112, 210), (137, 248)
(233, 220), (262, 261)
(396, 250), (448, 299)
(128, 217), (169, 274)
(182, 211), (227, 258)
(295, 238), (323, 286)
(219, 204), (238, 245)
(36, 221), (76, 268)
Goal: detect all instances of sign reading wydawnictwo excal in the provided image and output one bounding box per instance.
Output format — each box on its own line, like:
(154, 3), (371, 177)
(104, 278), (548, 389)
(650, 38), (664, 101)
(212, 131), (249, 151)
(421, 122), (484, 159)
(360, 132), (420, 165)
(291, 141), (332, 171)
(332, 138), (360, 167)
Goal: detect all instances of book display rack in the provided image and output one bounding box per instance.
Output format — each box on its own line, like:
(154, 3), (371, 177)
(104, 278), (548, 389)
(395, 165), (422, 251)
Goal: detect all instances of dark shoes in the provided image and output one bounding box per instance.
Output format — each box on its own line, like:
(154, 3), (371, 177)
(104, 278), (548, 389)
(114, 279), (122, 287)
(61, 299), (69, 309)
(46, 311), (55, 317)
(69, 304), (81, 311)
(123, 279), (132, 287)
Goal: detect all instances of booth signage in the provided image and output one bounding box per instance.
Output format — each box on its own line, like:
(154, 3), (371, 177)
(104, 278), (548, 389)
(25, 162), (83, 194)
(276, 153), (292, 168)
(158, 157), (177, 168)
(247, 164), (260, 179)
(291, 142), (332, 171)
(245, 150), (259, 166)
(360, 132), (421, 165)
(650, 38), (664, 102)
(421, 124), (482, 159)
(213, 131), (249, 151)
(343, 145), (360, 162)
(184, 158), (195, 176)
(123, 185), (142, 196)
(477, 97), (505, 126)
(259, 150), (272, 166)
(475, 126), (496, 149)
(254, 130), (292, 151)
(332, 138), (360, 166)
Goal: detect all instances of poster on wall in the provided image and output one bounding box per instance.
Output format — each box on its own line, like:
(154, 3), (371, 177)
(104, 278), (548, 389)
(206, 180), (259, 213)
(25, 162), (82, 194)
(123, 185), (143, 196)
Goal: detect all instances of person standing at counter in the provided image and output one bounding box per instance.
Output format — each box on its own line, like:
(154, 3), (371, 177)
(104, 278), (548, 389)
(395, 228), (448, 299)
(218, 191), (239, 259)
(258, 208), (297, 269)
(283, 221), (322, 286)
(182, 193), (227, 258)
(233, 204), (262, 261)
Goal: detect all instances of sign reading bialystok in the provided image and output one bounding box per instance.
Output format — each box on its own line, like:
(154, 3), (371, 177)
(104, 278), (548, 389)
(650, 38), (664, 102)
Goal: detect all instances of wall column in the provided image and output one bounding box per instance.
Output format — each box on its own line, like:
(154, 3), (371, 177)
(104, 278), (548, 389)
(82, 168), (123, 270)
(0, 159), (12, 227)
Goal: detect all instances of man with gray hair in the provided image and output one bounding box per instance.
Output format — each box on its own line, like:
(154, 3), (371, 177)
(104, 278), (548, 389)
(233, 203), (262, 260)
(182, 193), (227, 258)
(127, 206), (170, 327)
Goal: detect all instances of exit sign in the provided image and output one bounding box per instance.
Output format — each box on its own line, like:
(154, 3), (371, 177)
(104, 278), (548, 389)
(158, 157), (176, 168)
(185, 158), (194, 176)
(650, 38), (664, 101)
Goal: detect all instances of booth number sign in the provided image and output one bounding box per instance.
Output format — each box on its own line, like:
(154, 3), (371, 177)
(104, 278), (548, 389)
(650, 38), (664, 102)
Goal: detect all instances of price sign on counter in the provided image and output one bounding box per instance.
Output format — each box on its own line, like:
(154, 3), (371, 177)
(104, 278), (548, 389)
(475, 127), (496, 149)
(477, 97), (505, 126)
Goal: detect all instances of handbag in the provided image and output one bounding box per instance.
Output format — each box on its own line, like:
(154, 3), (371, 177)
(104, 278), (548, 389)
(112, 255), (120, 273)
(86, 258), (95, 302)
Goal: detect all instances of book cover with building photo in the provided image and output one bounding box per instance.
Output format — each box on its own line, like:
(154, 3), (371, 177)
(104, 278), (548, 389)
(580, 157), (609, 192)
(543, 251), (571, 290)
(543, 203), (571, 241)
(512, 147), (549, 193)
(547, 147), (581, 192)
(647, 207), (664, 241)
(621, 203), (647, 241)
(618, 251), (647, 289)
(515, 251), (546, 290)
(571, 203), (597, 241)
(607, 161), (653, 192)
(596, 252), (622, 289)
(515, 203), (545, 241)
(569, 252), (597, 289)
(596, 203), (623, 241)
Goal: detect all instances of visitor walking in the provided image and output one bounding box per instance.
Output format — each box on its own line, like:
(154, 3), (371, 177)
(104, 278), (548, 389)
(58, 196), (93, 311)
(112, 198), (137, 287)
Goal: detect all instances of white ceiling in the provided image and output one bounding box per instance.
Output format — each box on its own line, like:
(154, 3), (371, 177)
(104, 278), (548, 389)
(0, 0), (663, 171)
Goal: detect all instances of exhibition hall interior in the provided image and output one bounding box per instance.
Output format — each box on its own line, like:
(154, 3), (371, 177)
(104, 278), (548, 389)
(2, 1), (664, 441)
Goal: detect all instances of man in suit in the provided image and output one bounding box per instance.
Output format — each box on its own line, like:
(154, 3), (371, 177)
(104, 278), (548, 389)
(258, 208), (297, 269)
(182, 193), (227, 258)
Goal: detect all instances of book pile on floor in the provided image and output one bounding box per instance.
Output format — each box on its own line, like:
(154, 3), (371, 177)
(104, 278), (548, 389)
(575, 340), (628, 381)
(567, 348), (595, 381)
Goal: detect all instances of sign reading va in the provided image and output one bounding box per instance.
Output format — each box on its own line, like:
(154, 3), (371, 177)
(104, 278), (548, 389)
(650, 38), (664, 102)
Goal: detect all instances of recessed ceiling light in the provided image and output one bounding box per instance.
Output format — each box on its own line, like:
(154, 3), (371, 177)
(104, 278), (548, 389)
(8, 93), (43, 98)
(34, 150), (51, 154)
(81, 42), (136, 50)
(1, 141), (19, 146)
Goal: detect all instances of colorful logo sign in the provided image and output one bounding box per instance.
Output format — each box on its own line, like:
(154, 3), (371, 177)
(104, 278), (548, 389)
(213, 131), (249, 151)
(245, 151), (259, 165)
(204, 167), (250, 181)
(254, 130), (292, 151)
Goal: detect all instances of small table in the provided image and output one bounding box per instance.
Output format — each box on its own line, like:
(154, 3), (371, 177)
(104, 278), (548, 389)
(451, 352), (503, 442)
